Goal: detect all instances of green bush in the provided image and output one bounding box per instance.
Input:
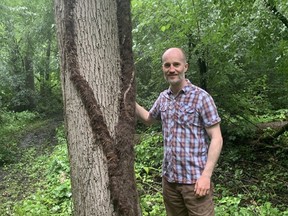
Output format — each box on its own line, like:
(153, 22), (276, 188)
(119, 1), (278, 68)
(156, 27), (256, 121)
(135, 132), (165, 215)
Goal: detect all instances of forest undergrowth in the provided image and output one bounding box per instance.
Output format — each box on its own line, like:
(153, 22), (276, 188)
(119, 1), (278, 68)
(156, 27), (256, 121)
(136, 130), (288, 216)
(0, 111), (287, 215)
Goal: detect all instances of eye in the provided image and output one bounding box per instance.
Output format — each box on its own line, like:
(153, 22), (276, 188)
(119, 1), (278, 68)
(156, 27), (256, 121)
(173, 63), (180, 67)
(163, 63), (171, 68)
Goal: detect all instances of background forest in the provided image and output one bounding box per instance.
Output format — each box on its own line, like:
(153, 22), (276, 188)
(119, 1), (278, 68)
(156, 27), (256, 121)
(0, 0), (287, 215)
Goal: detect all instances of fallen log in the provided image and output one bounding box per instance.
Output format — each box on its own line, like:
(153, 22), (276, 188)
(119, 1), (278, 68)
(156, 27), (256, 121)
(258, 121), (288, 144)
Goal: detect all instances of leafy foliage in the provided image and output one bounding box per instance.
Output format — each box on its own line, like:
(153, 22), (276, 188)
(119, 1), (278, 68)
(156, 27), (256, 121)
(0, 110), (39, 164)
(135, 132), (165, 215)
(13, 135), (72, 215)
(132, 0), (288, 134)
(1, 112), (288, 215)
(135, 132), (288, 215)
(0, 0), (62, 114)
(0, 123), (72, 215)
(0, 0), (288, 215)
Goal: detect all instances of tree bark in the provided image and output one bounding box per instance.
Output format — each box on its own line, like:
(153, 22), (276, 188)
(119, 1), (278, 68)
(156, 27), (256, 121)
(54, 0), (140, 215)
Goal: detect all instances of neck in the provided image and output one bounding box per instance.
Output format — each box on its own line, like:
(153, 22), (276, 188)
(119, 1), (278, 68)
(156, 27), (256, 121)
(170, 87), (181, 96)
(170, 80), (187, 95)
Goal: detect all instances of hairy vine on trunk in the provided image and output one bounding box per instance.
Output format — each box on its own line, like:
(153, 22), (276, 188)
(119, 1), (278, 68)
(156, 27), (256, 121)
(114, 0), (139, 215)
(62, 0), (138, 215)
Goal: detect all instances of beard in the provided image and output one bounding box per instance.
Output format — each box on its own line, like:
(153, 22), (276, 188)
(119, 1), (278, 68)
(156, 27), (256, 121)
(165, 72), (185, 86)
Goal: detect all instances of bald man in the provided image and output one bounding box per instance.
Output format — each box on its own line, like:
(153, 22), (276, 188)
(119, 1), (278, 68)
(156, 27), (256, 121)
(136, 48), (223, 216)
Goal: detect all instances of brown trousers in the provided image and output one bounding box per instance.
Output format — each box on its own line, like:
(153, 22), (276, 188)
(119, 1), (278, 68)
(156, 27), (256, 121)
(162, 178), (215, 216)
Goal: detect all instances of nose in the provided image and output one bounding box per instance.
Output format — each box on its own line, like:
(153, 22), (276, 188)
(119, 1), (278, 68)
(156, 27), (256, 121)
(168, 64), (175, 72)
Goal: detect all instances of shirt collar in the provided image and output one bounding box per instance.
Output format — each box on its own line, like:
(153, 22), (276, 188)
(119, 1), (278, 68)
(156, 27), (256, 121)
(167, 79), (193, 96)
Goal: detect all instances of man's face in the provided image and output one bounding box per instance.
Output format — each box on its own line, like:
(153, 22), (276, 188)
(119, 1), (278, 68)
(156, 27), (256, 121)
(162, 49), (188, 86)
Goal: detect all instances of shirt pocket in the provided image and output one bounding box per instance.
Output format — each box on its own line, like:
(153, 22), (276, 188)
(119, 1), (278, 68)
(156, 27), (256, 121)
(178, 105), (200, 127)
(160, 103), (169, 120)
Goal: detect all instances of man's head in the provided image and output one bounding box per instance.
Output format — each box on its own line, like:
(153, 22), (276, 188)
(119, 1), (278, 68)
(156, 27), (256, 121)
(161, 48), (188, 89)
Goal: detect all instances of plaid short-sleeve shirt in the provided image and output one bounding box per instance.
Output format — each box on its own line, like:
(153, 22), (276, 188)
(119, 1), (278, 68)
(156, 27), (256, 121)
(149, 80), (221, 184)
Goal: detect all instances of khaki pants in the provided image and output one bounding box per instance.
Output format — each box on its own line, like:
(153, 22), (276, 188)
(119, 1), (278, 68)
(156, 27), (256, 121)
(162, 178), (215, 216)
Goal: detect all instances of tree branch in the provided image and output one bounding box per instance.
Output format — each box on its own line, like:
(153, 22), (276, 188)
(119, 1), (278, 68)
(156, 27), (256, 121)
(264, 0), (288, 29)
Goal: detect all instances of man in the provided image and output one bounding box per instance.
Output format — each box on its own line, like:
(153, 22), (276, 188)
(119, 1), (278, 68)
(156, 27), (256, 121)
(135, 47), (223, 216)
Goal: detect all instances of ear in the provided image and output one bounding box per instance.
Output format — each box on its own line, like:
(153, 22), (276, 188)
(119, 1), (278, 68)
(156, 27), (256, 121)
(184, 63), (189, 72)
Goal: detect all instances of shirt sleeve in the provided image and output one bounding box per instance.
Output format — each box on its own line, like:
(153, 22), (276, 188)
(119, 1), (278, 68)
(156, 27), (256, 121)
(149, 94), (162, 120)
(200, 93), (221, 127)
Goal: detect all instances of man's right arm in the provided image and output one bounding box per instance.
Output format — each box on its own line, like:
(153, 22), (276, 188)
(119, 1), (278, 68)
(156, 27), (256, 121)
(135, 102), (155, 126)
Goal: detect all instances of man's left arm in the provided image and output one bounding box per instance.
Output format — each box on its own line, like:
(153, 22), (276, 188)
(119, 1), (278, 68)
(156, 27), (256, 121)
(194, 123), (223, 196)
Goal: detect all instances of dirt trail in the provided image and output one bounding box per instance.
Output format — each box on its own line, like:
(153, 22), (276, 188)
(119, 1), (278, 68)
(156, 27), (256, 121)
(0, 117), (63, 209)
(19, 118), (61, 148)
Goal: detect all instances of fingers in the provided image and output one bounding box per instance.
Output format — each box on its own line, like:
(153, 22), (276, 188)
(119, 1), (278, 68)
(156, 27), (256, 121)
(196, 189), (210, 197)
(194, 179), (211, 197)
(195, 187), (210, 197)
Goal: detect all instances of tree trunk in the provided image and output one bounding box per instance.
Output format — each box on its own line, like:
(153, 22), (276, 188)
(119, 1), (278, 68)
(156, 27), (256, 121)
(54, 0), (140, 215)
(40, 30), (52, 97)
(186, 34), (208, 91)
(23, 41), (36, 111)
(197, 55), (207, 91)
